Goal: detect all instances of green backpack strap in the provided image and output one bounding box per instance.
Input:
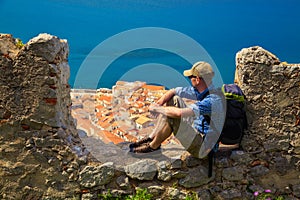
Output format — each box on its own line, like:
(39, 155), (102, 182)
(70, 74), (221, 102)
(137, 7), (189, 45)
(221, 84), (245, 103)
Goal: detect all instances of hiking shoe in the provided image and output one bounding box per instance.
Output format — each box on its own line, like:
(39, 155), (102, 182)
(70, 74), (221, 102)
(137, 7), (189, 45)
(133, 143), (160, 153)
(129, 137), (153, 149)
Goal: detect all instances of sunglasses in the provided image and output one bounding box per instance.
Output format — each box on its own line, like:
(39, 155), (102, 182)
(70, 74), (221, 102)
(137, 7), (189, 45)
(188, 75), (197, 79)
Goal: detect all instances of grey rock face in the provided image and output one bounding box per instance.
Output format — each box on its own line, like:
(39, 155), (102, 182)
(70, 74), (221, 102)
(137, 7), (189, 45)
(179, 165), (214, 188)
(79, 162), (115, 188)
(125, 159), (157, 180)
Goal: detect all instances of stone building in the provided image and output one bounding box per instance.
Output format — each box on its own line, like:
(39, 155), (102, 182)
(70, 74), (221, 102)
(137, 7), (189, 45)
(135, 115), (153, 129)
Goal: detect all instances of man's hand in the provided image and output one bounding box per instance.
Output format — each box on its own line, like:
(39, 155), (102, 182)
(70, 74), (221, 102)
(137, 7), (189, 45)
(149, 103), (164, 118)
(149, 103), (193, 118)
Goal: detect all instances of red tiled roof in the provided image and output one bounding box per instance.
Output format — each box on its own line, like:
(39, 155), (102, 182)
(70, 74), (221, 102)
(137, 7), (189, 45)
(98, 121), (111, 129)
(102, 130), (124, 144)
(96, 112), (103, 118)
(95, 105), (104, 110)
(142, 84), (165, 90)
(97, 95), (112, 102)
(124, 133), (137, 142)
(133, 102), (144, 108)
(111, 121), (118, 127)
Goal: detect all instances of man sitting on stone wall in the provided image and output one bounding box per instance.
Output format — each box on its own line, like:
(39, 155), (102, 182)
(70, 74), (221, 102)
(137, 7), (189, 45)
(129, 61), (225, 157)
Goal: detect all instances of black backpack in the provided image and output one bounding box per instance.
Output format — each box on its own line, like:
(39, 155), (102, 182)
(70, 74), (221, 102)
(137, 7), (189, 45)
(203, 83), (248, 145)
(219, 84), (248, 144)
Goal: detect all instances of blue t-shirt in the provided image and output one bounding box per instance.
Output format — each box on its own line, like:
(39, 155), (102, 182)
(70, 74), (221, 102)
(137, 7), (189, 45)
(174, 85), (225, 135)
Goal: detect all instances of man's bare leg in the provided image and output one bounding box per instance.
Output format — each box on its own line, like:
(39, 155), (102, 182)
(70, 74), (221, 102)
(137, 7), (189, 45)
(149, 114), (167, 138)
(149, 122), (172, 149)
(129, 114), (167, 149)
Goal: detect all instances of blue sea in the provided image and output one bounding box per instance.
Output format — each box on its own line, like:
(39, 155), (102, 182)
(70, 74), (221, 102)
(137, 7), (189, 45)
(1, 0), (300, 89)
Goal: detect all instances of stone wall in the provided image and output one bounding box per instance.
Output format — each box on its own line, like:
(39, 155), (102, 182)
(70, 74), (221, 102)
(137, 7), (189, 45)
(0, 34), (299, 200)
(0, 33), (84, 199)
(234, 46), (300, 196)
(235, 46), (299, 159)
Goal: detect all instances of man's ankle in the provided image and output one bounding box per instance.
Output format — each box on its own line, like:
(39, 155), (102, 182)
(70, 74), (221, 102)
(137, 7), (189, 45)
(149, 142), (160, 150)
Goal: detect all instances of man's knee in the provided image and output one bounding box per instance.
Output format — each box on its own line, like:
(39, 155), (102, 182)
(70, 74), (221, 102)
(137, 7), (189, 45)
(166, 95), (186, 108)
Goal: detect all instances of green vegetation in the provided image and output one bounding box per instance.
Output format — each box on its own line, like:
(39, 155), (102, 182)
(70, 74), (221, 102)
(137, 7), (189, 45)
(125, 188), (153, 200)
(97, 188), (199, 200)
(184, 191), (198, 200)
(97, 187), (232, 200)
(98, 188), (153, 200)
(254, 190), (284, 200)
(98, 190), (120, 200)
(15, 38), (24, 49)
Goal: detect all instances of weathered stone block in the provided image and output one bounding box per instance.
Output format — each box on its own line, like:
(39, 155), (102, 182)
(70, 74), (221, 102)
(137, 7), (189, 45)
(79, 162), (115, 188)
(26, 33), (68, 63)
(124, 159), (157, 181)
(250, 165), (270, 177)
(179, 165), (214, 188)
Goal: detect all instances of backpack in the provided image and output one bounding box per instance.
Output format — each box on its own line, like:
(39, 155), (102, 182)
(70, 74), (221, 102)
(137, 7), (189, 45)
(203, 83), (248, 145)
(219, 84), (248, 144)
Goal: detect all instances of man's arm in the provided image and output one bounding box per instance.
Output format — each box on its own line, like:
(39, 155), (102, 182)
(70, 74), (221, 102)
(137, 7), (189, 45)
(149, 105), (194, 118)
(156, 89), (176, 106)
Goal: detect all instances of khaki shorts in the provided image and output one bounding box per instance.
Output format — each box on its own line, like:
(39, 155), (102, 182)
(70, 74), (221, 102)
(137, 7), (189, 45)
(166, 96), (203, 157)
